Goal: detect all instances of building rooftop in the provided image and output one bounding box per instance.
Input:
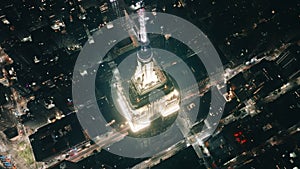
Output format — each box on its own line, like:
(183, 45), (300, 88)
(29, 113), (86, 161)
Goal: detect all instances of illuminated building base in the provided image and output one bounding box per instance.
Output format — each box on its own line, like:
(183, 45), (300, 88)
(113, 59), (180, 133)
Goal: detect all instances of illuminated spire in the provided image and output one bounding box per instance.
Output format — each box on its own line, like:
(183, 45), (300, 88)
(138, 8), (148, 44)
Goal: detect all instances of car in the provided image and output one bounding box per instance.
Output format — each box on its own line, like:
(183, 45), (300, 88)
(0, 155), (6, 161)
(3, 162), (12, 167)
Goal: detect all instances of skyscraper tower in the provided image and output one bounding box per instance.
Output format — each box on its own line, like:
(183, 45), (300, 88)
(132, 7), (163, 95)
(114, 5), (180, 132)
